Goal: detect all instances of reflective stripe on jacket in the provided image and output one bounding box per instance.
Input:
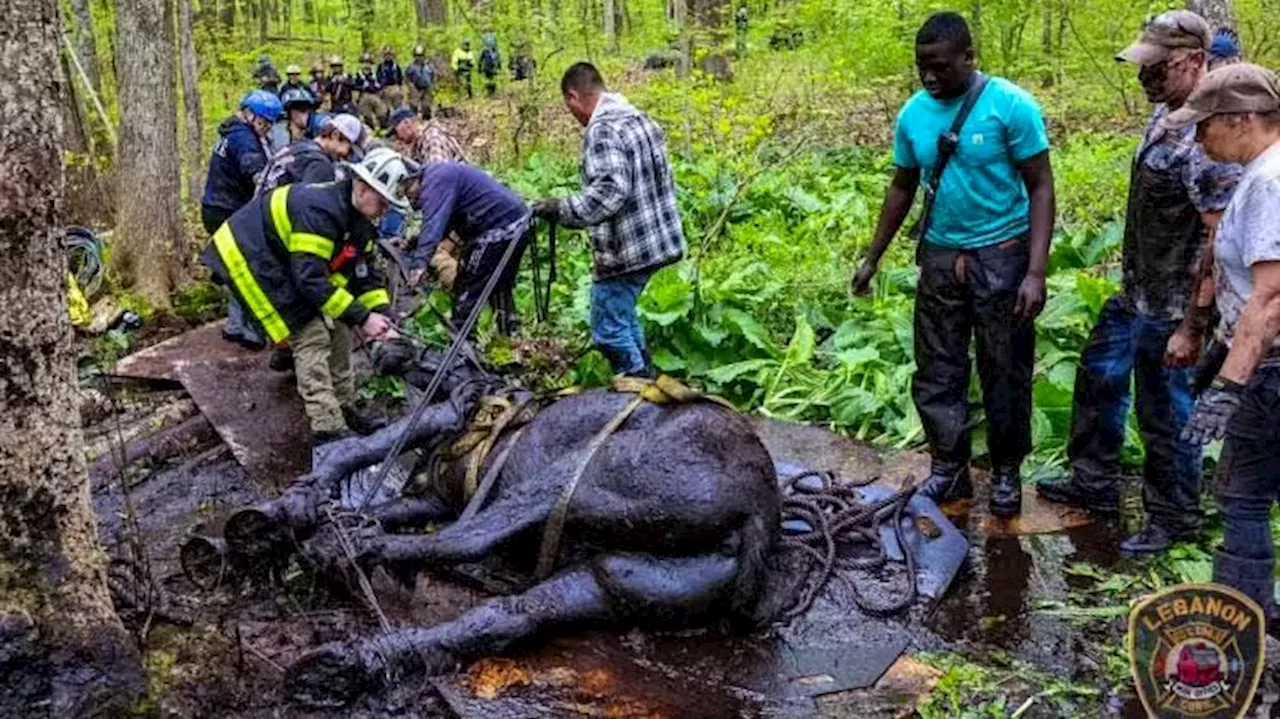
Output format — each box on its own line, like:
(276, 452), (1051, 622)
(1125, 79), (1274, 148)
(200, 180), (389, 343)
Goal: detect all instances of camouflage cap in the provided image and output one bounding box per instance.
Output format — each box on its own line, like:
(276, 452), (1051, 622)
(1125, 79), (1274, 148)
(1163, 63), (1280, 129)
(1117, 10), (1211, 66)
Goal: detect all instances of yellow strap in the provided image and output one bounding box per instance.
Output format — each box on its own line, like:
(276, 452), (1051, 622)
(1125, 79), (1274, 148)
(331, 273), (349, 289)
(610, 375), (737, 411)
(290, 232), (336, 259)
(321, 287), (355, 318)
(214, 226), (290, 342)
(536, 394), (646, 579)
(357, 288), (391, 310)
(269, 186), (293, 241)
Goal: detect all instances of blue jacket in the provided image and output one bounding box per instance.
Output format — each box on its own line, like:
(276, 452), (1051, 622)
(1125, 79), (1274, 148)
(202, 117), (269, 216)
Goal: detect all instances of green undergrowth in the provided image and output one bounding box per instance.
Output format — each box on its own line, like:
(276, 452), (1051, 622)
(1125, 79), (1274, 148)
(915, 651), (1102, 718)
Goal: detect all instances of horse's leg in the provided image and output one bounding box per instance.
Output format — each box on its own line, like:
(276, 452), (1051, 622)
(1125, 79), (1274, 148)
(285, 551), (742, 706)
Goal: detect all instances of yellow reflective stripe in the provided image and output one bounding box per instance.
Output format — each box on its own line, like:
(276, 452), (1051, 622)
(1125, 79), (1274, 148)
(331, 273), (349, 288)
(357, 289), (390, 310)
(321, 288), (355, 318)
(269, 186), (292, 241)
(213, 226), (290, 343)
(290, 232), (335, 258)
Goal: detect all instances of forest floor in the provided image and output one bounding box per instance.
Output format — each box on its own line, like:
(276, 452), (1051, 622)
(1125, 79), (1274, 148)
(79, 325), (1280, 719)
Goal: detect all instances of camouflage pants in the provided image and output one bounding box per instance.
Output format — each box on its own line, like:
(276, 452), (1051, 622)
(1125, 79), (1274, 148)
(356, 94), (389, 131)
(292, 317), (355, 434)
(409, 86), (434, 117)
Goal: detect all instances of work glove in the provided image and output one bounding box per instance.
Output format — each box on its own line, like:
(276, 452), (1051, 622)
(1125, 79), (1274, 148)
(1181, 376), (1245, 445)
(531, 199), (561, 222)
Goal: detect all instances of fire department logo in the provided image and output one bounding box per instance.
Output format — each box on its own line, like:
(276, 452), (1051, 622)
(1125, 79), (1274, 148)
(1129, 583), (1265, 718)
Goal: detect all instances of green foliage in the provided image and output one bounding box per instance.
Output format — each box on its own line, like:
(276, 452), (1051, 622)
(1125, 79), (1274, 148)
(916, 651), (1101, 718)
(171, 280), (223, 321)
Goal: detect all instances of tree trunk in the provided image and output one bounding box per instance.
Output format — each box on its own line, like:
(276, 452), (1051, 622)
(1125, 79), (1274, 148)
(220, 0), (235, 30)
(179, 0), (204, 210)
(423, 0), (446, 24)
(1186, 0), (1235, 31)
(257, 0), (267, 42)
(67, 0), (102, 92)
(0, 0), (143, 713)
(113, 0), (183, 308)
(604, 0), (617, 53)
(354, 0), (373, 49)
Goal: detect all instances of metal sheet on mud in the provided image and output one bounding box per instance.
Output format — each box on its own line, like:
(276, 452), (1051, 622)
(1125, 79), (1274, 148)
(754, 418), (1093, 538)
(175, 356), (311, 485)
(110, 321), (251, 382)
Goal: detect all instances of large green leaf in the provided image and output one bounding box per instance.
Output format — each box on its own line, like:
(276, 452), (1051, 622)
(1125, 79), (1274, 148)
(783, 314), (816, 366)
(706, 359), (775, 384)
(723, 308), (777, 355)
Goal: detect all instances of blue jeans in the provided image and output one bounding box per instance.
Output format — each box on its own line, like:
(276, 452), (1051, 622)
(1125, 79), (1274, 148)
(1067, 296), (1201, 531)
(590, 270), (652, 375)
(1216, 366), (1280, 562)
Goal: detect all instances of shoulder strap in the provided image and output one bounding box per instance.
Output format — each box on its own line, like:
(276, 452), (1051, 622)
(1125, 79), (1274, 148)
(913, 74), (989, 242)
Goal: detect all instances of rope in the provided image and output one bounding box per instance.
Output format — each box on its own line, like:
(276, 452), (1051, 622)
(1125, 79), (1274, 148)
(64, 226), (105, 298)
(775, 471), (919, 621)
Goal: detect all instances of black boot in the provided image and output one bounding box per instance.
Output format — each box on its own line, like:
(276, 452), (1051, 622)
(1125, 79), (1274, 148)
(342, 407), (387, 436)
(1035, 475), (1120, 516)
(1213, 550), (1276, 618)
(268, 346), (295, 372)
(918, 461), (972, 503)
(989, 467), (1022, 518)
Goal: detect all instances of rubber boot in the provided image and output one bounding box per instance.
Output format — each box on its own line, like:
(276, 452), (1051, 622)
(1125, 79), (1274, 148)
(918, 461), (972, 503)
(989, 467), (1022, 518)
(1213, 550), (1276, 622)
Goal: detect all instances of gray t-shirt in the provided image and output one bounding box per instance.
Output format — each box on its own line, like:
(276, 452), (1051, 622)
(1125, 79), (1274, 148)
(1214, 141), (1280, 361)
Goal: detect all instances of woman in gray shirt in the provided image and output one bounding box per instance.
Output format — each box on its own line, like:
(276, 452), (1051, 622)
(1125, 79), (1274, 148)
(1165, 63), (1280, 614)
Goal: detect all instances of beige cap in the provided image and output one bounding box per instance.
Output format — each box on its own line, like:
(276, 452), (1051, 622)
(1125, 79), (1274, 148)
(1163, 63), (1280, 129)
(1117, 10), (1210, 66)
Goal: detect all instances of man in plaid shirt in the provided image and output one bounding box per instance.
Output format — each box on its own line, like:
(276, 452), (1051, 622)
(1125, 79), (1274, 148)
(533, 62), (686, 376)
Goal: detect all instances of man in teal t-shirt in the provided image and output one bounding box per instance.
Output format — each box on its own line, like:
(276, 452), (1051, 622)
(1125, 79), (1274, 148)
(852, 11), (1056, 518)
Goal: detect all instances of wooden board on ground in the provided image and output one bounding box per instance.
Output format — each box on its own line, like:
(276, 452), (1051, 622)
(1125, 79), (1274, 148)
(110, 321), (252, 382)
(174, 356), (311, 485)
(753, 418), (1093, 538)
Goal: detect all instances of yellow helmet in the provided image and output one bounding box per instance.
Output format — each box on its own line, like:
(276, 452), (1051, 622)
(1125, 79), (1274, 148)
(285, 64), (301, 75)
(329, 55), (344, 66)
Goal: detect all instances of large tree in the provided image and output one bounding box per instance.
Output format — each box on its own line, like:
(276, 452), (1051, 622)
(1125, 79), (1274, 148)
(113, 0), (184, 309)
(0, 0), (142, 712)
(179, 0), (205, 208)
(1187, 0), (1236, 31)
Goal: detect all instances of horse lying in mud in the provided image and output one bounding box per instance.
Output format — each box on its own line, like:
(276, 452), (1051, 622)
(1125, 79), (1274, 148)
(217, 341), (781, 706)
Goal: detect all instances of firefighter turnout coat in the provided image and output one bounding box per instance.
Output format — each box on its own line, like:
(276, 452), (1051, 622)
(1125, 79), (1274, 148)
(202, 179), (391, 343)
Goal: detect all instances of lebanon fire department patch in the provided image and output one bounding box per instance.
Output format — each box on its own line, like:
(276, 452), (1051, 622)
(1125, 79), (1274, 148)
(1129, 583), (1265, 719)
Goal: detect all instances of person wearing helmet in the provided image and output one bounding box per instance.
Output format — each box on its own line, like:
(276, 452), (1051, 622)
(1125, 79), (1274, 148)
(268, 86), (320, 152)
(200, 147), (413, 446)
(405, 44), (437, 118)
(402, 161), (532, 336)
(202, 89), (284, 350)
(356, 52), (381, 96)
(452, 40), (476, 99)
(308, 60), (327, 105)
(280, 64), (307, 96)
(479, 33), (502, 97)
(326, 56), (357, 114)
(377, 46), (404, 95)
(255, 55), (281, 93)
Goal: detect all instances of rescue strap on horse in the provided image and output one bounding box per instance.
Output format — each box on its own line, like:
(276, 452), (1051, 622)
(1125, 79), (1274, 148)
(533, 375), (738, 579)
(356, 223), (526, 513)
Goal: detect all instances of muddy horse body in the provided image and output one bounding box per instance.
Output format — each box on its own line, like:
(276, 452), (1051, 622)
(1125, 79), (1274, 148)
(224, 353), (780, 706)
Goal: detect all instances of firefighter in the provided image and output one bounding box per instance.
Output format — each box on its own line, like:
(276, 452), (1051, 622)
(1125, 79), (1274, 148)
(200, 148), (414, 447)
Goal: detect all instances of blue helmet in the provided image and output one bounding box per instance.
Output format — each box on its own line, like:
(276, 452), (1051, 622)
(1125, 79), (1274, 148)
(240, 90), (283, 123)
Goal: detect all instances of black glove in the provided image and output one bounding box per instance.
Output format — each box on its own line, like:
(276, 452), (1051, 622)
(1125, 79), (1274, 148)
(531, 199), (561, 222)
(1181, 376), (1246, 445)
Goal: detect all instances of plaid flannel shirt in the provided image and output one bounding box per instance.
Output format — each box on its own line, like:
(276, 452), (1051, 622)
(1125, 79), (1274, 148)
(557, 93), (685, 280)
(410, 121), (467, 166)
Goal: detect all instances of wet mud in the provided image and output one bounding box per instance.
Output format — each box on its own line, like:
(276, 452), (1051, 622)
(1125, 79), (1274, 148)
(73, 388), (1197, 718)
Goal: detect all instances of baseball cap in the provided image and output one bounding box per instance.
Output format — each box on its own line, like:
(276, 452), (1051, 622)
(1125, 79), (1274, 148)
(386, 105), (416, 132)
(323, 113), (364, 144)
(1162, 63), (1280, 130)
(1117, 10), (1210, 66)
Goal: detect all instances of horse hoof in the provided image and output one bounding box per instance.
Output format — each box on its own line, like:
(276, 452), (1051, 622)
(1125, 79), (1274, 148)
(285, 641), (383, 707)
(224, 507), (285, 558)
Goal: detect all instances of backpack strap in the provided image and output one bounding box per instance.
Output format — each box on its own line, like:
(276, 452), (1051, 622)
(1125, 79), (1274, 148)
(912, 73), (989, 242)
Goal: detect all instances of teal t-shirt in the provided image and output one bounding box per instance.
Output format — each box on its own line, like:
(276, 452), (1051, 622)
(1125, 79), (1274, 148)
(893, 76), (1049, 249)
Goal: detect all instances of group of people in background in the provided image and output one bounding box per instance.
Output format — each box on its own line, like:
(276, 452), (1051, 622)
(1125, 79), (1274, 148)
(855, 9), (1280, 621)
(252, 34), (534, 124)
(197, 57), (684, 473)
